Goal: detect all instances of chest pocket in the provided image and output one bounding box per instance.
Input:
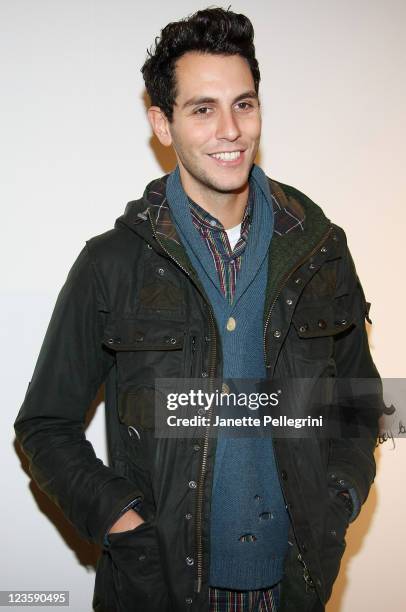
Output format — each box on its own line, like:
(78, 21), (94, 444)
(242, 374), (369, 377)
(289, 300), (354, 365)
(103, 317), (185, 383)
(103, 317), (186, 429)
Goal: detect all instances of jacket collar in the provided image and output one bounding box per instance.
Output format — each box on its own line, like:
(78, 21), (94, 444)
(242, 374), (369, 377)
(115, 172), (333, 316)
(116, 172), (309, 244)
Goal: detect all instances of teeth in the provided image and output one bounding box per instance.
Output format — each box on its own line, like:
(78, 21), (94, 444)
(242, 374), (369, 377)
(210, 151), (241, 161)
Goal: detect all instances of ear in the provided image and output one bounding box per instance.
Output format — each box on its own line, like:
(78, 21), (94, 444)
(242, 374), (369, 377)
(147, 106), (173, 147)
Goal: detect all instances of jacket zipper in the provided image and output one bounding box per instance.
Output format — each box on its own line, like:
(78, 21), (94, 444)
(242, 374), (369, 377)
(263, 226), (334, 368)
(146, 209), (217, 594)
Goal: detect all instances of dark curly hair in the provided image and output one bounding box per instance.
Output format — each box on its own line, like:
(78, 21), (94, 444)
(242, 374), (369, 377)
(141, 7), (260, 122)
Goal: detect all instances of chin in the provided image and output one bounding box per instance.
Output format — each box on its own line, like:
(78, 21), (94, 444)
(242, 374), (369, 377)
(211, 176), (250, 194)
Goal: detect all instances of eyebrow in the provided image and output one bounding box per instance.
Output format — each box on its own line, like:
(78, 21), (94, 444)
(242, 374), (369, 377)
(181, 90), (259, 109)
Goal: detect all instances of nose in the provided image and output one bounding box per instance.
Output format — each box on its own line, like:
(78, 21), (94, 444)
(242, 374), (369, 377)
(215, 108), (241, 142)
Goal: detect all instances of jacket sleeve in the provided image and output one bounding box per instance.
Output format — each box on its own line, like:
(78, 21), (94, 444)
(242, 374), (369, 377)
(327, 232), (383, 521)
(14, 243), (144, 546)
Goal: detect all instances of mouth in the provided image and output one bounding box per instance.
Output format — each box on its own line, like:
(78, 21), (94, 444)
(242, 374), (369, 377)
(207, 150), (245, 166)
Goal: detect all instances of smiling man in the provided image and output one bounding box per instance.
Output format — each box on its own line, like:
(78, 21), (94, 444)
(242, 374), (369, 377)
(14, 7), (381, 612)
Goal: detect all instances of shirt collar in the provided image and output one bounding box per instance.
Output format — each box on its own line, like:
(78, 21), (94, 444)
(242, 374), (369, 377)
(187, 187), (253, 232)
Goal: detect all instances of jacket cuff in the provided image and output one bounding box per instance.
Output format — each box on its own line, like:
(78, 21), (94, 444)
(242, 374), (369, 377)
(86, 479), (144, 546)
(328, 472), (361, 522)
(103, 496), (143, 547)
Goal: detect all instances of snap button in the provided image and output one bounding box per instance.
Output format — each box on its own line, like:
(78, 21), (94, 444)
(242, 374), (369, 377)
(330, 529), (337, 537)
(185, 512), (192, 520)
(186, 556), (194, 566)
(286, 298), (293, 306)
(193, 444), (200, 451)
(185, 598), (193, 605)
(320, 246), (327, 253)
(147, 243), (153, 249)
(317, 319), (327, 329)
(299, 324), (308, 333)
(226, 317), (236, 331)
(197, 407), (205, 416)
(188, 480), (197, 489)
(138, 553), (147, 561)
(308, 263), (316, 270)
(201, 371), (208, 377)
(157, 267), (165, 275)
(294, 277), (302, 284)
(165, 337), (177, 344)
(273, 329), (282, 338)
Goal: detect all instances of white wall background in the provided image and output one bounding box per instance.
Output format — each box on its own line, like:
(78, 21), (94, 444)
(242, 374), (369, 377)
(1, 0), (405, 610)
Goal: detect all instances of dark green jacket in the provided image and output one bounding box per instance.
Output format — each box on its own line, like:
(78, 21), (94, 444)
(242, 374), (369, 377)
(14, 174), (382, 612)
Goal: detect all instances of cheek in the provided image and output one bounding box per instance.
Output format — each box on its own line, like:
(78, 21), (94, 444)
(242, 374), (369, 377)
(174, 127), (208, 154)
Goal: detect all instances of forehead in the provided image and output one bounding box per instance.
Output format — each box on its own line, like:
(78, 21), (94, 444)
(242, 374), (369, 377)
(174, 52), (255, 101)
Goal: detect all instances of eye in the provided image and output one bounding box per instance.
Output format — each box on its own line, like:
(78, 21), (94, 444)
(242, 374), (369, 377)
(236, 101), (254, 111)
(193, 106), (213, 115)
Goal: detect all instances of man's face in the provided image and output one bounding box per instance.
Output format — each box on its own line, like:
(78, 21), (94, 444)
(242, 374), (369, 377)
(165, 52), (261, 197)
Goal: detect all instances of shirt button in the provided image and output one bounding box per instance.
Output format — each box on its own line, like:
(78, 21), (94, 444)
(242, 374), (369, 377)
(226, 317), (236, 331)
(188, 480), (197, 489)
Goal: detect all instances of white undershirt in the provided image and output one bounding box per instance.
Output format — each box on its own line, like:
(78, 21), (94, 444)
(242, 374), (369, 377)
(225, 223), (242, 251)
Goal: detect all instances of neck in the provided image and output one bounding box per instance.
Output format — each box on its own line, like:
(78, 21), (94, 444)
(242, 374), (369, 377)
(178, 168), (249, 230)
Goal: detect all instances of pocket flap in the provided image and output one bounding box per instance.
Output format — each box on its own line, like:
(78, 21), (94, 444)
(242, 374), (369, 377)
(292, 302), (354, 338)
(102, 318), (185, 351)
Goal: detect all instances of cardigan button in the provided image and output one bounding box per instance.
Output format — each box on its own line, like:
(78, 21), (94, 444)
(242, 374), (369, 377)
(226, 317), (236, 331)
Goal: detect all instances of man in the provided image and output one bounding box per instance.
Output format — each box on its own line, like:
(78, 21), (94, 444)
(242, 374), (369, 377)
(14, 7), (381, 612)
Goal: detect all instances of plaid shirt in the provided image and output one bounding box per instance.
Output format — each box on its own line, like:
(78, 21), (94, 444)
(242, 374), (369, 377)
(187, 189), (253, 304)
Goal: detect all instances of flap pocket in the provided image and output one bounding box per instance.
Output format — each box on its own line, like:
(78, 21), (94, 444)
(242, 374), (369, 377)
(102, 318), (185, 351)
(292, 302), (354, 338)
